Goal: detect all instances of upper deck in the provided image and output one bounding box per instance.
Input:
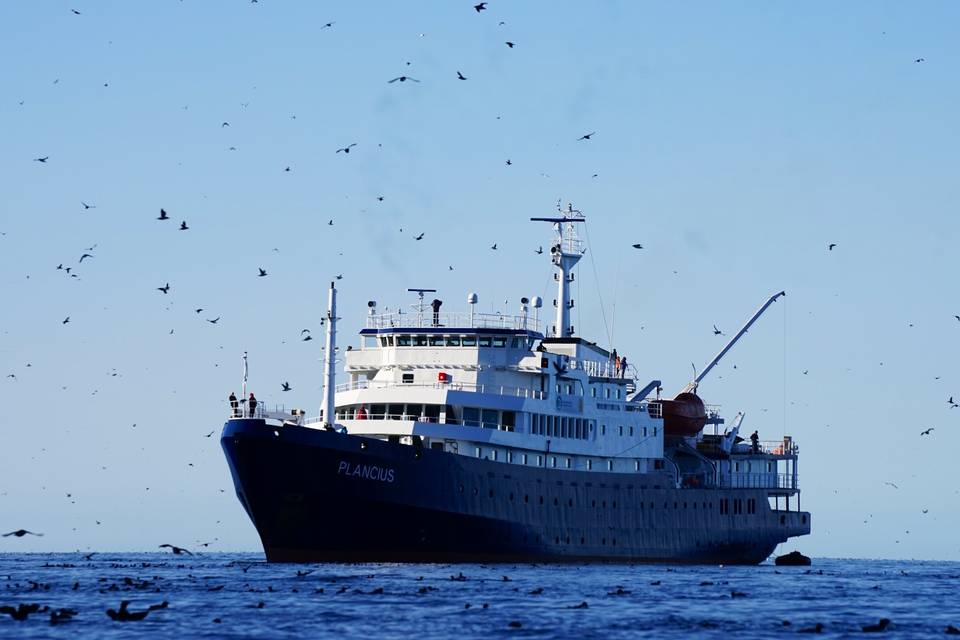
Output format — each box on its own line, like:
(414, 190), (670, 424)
(363, 310), (542, 336)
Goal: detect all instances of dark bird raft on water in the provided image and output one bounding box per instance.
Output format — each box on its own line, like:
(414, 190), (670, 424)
(220, 204), (809, 563)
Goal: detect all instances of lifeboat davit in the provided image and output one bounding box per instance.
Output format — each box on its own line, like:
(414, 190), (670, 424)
(660, 392), (707, 437)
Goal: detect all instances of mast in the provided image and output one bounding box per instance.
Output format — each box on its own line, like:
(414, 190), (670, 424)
(531, 203), (584, 337)
(320, 281), (337, 428)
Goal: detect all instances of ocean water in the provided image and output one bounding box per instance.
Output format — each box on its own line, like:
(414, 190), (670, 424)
(0, 554), (958, 638)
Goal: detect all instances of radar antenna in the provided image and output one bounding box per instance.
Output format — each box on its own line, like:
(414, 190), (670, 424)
(531, 203), (585, 338)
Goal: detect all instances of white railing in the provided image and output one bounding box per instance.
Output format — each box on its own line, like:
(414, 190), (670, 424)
(319, 412), (518, 432)
(733, 439), (799, 456)
(366, 311), (540, 332)
(571, 358), (638, 380)
(334, 379), (547, 400)
(717, 473), (798, 491)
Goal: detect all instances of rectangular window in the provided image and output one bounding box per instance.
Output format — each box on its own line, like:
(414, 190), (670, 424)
(478, 336), (492, 347)
(428, 335), (444, 347)
(643, 427), (647, 437)
(463, 407), (480, 427)
(565, 457), (572, 469)
(396, 335), (412, 347)
(605, 388), (610, 399)
(561, 417), (567, 438)
(587, 459), (593, 470)
(506, 451), (513, 463)
(492, 336), (507, 348)
(510, 337), (520, 348)
(412, 335), (428, 346)
(607, 459), (613, 471)
(481, 409), (498, 429)
(445, 336), (461, 347)
(537, 455), (543, 467)
(462, 336), (477, 347)
(591, 387), (597, 398)
(575, 419), (582, 439)
(491, 449), (498, 461)
(551, 456), (557, 468)
(634, 460), (640, 471)
(629, 426), (634, 436)
(386, 335), (395, 346)
(653, 427), (657, 436)
(566, 384), (573, 395)
(380, 337), (389, 347)
(502, 411), (516, 431)
(616, 388), (621, 399)
(601, 424), (606, 436)
(402, 373), (414, 384)
(618, 425), (624, 437)
(521, 453), (528, 465)
(475, 447), (482, 458)
(388, 404), (403, 419)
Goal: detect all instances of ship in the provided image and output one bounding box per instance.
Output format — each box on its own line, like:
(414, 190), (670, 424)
(221, 204), (810, 563)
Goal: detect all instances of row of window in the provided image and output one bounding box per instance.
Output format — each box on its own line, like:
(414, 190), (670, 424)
(378, 334), (535, 349)
(530, 414), (593, 440)
(718, 498), (758, 515)
(475, 447), (648, 472)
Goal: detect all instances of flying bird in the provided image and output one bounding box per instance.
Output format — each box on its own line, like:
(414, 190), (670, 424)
(221, 122), (229, 127)
(414, 232), (424, 240)
(828, 243), (837, 251)
(883, 481), (899, 489)
(321, 21), (335, 29)
(713, 325), (723, 336)
(3, 529), (43, 537)
(328, 219), (334, 226)
(505, 41), (515, 48)
(206, 317), (220, 324)
(505, 159), (512, 165)
(258, 268), (267, 277)
(949, 396), (957, 407)
(388, 76), (420, 83)
(62, 316), (70, 324)
(71, 9), (81, 14)
(158, 543), (192, 555)
(204, 431), (215, 438)
(34, 156), (49, 163)
(157, 208), (169, 221)
(179, 221), (188, 230)
(81, 202), (95, 210)
(631, 243), (643, 249)
(954, 315), (959, 322)
(335, 274), (343, 280)
(336, 143), (357, 154)
(535, 246), (543, 254)
(302, 335), (313, 342)
(157, 283), (170, 294)
(491, 243), (498, 250)
(474, 2), (487, 11)
(281, 382), (292, 392)
(915, 57), (925, 63)
(457, 71), (467, 80)
(106, 600), (168, 622)
(79, 253), (93, 262)
(920, 428), (934, 436)
(577, 132), (596, 141)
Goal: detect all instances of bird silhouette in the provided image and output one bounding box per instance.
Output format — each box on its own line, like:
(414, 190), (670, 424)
(335, 274), (343, 280)
(914, 58), (925, 63)
(158, 543), (192, 555)
(71, 9), (81, 14)
(3, 529), (43, 537)
(179, 221), (188, 230)
(632, 243), (643, 249)
(713, 325), (723, 335)
(828, 243), (837, 251)
(157, 209), (169, 221)
(62, 317), (70, 324)
(221, 122), (229, 127)
(321, 21), (334, 29)
(577, 132), (596, 141)
(206, 317), (220, 324)
(388, 76), (420, 83)
(474, 2), (487, 11)
(505, 41), (515, 48)
(79, 253), (93, 262)
(281, 382), (292, 392)
(884, 481), (899, 489)
(491, 243), (498, 250)
(81, 202), (95, 210)
(862, 619), (891, 633)
(920, 428), (934, 436)
(457, 71), (467, 80)
(157, 283), (170, 294)
(302, 335), (313, 341)
(949, 396), (957, 407)
(505, 159), (512, 165)
(954, 315), (959, 322)
(34, 156), (49, 163)
(106, 600), (168, 622)
(328, 219), (334, 226)
(414, 232), (425, 240)
(336, 143), (357, 154)
(258, 268), (267, 277)
(535, 246), (543, 254)
(205, 430), (215, 438)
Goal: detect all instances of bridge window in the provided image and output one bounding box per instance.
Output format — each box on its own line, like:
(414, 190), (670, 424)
(629, 426), (634, 436)
(521, 453), (528, 465)
(428, 335), (444, 347)
(591, 387), (597, 398)
(396, 335), (412, 347)
(463, 407), (480, 427)
(462, 336), (477, 347)
(492, 336), (507, 348)
(587, 459), (593, 470)
(634, 460), (640, 471)
(475, 447), (482, 458)
(412, 335), (428, 346)
(506, 451), (513, 463)
(379, 337), (389, 347)
(537, 455), (543, 467)
(605, 388), (610, 399)
(565, 458), (572, 469)
(502, 411), (515, 432)
(607, 460), (613, 471)
(482, 409), (498, 429)
(551, 456), (557, 468)
(445, 336), (461, 347)
(478, 336), (492, 347)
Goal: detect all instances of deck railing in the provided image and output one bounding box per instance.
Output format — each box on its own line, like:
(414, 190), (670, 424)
(717, 473), (798, 490)
(366, 311), (540, 332)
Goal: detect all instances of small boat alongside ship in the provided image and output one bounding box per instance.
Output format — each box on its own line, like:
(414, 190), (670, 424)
(221, 204), (810, 563)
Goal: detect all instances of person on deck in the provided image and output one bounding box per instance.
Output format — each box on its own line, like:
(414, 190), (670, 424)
(229, 392), (239, 417)
(620, 356), (628, 378)
(249, 393), (258, 417)
(614, 355), (621, 377)
(750, 430), (759, 454)
(356, 406), (367, 420)
(611, 349), (618, 377)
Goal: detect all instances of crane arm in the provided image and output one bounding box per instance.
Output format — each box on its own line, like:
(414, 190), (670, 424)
(680, 291), (785, 394)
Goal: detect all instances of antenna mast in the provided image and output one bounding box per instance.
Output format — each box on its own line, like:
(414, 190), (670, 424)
(320, 282), (338, 428)
(531, 203), (585, 338)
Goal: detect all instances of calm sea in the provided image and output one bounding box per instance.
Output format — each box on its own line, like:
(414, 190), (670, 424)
(0, 554), (958, 638)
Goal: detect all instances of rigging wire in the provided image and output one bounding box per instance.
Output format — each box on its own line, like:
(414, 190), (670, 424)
(782, 293), (787, 438)
(581, 220), (613, 347)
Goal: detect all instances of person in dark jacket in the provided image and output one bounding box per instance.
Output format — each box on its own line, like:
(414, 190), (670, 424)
(248, 393), (258, 417)
(229, 392), (239, 417)
(750, 430), (759, 454)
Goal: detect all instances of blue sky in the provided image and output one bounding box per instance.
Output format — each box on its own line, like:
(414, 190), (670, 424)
(2, 1), (959, 559)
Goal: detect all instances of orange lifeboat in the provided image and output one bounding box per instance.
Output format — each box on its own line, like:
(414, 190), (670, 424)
(659, 392), (707, 438)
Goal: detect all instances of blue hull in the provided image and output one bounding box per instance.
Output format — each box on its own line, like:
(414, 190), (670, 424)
(221, 419), (810, 563)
